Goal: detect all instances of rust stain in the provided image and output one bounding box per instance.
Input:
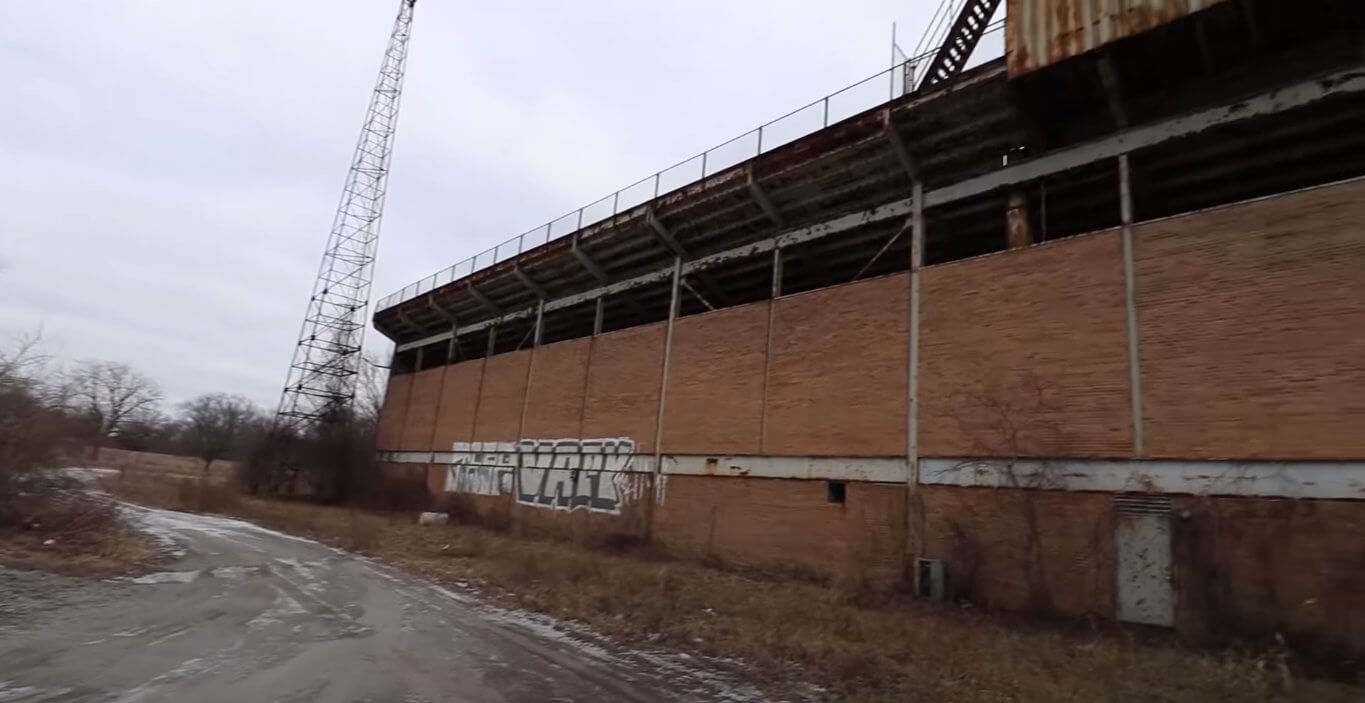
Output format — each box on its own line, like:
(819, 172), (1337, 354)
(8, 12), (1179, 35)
(1008, 0), (1231, 76)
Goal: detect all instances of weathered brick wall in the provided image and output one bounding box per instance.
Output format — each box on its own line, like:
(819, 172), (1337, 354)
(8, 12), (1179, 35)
(471, 350), (531, 441)
(662, 303), (769, 455)
(920, 232), (1133, 458)
(1137, 180), (1365, 459)
(764, 274), (908, 456)
(431, 358), (483, 451)
(375, 372), (411, 450)
(521, 338), (591, 439)
(1172, 495), (1365, 653)
(581, 323), (666, 451)
(399, 367), (444, 450)
(919, 485), (1116, 617)
(654, 474), (906, 586)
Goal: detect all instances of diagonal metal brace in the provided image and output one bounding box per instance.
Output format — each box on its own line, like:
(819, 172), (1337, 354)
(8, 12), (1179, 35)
(512, 264), (547, 299)
(646, 206), (686, 256)
(466, 282), (502, 316)
(571, 234), (609, 283)
(746, 165), (785, 227)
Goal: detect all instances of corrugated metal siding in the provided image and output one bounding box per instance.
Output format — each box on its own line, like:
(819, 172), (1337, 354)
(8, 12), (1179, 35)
(1007, 0), (1231, 75)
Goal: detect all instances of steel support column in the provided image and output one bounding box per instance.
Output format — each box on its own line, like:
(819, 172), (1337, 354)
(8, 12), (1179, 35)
(907, 179), (925, 559)
(649, 256), (684, 541)
(1119, 155), (1145, 457)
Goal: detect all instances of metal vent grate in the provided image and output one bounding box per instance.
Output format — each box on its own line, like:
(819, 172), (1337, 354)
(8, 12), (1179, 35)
(1114, 493), (1173, 516)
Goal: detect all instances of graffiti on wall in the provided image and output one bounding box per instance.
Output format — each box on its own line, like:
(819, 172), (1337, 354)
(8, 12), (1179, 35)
(445, 438), (640, 514)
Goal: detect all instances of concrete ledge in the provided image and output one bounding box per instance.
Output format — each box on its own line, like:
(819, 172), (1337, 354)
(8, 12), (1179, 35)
(920, 458), (1365, 500)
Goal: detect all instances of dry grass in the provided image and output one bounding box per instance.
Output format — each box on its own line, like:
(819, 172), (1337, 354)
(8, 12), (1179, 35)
(0, 476), (162, 577)
(107, 489), (1364, 703)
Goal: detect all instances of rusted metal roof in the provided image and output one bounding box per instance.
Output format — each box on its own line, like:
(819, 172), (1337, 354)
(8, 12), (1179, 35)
(1007, 0), (1231, 75)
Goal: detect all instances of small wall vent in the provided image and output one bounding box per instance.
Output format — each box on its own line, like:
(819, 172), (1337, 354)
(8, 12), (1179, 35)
(1114, 493), (1173, 516)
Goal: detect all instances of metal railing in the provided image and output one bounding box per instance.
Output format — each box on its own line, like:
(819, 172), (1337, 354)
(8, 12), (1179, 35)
(375, 21), (1003, 312)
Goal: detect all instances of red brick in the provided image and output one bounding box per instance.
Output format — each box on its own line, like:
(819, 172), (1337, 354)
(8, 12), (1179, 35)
(522, 338), (591, 439)
(472, 350), (531, 441)
(582, 323), (666, 451)
(653, 474), (905, 586)
(431, 358), (483, 450)
(1137, 180), (1365, 459)
(400, 367), (444, 449)
(920, 232), (1133, 457)
(375, 373), (411, 451)
(662, 303), (769, 455)
(764, 274), (908, 456)
(919, 485), (1116, 616)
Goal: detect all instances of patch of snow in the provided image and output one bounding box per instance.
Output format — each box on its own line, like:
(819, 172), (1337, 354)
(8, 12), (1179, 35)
(246, 590), (308, 631)
(128, 570), (199, 585)
(119, 503), (322, 548)
(145, 628), (188, 646)
(206, 565), (258, 580)
(56, 467), (121, 482)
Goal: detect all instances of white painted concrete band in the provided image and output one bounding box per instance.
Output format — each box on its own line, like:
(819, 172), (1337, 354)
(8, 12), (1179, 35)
(379, 450), (1365, 500)
(920, 458), (1365, 501)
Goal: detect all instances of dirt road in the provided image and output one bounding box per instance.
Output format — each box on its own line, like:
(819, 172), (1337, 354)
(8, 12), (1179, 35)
(0, 505), (766, 702)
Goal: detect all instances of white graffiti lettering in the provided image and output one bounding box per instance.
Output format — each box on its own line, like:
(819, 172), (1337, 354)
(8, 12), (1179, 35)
(444, 438), (637, 514)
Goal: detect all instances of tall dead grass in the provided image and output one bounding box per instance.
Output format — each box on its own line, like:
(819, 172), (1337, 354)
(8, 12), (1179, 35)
(0, 473), (159, 575)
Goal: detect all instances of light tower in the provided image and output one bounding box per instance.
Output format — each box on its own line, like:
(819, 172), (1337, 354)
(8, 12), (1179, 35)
(275, 0), (417, 432)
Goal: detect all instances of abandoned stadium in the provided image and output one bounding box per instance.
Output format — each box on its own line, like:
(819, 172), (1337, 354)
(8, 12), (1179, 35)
(370, 0), (1365, 656)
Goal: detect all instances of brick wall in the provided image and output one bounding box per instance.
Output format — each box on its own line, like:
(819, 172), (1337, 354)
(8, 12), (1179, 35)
(1172, 495), (1365, 653)
(472, 350), (531, 441)
(662, 303), (769, 455)
(919, 485), (1116, 616)
(764, 274), (908, 456)
(521, 337), (591, 439)
(431, 358), (483, 451)
(1137, 180), (1365, 459)
(920, 232), (1133, 457)
(376, 372), (411, 450)
(376, 181), (1365, 654)
(654, 474), (906, 586)
(581, 323), (665, 451)
(399, 367), (444, 450)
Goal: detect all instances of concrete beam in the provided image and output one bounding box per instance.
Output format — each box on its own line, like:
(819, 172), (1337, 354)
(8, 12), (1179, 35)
(924, 62), (1365, 208)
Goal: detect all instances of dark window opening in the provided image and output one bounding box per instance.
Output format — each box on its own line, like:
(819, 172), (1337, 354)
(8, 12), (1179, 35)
(827, 481), (846, 504)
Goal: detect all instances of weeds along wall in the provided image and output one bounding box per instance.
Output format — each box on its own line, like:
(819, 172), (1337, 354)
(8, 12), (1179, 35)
(377, 177), (1365, 653)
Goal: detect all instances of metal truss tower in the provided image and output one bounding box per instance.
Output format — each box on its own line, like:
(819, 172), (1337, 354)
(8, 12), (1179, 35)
(275, 0), (417, 431)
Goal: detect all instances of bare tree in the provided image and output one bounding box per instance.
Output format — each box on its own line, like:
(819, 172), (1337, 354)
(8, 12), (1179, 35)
(356, 350), (390, 424)
(65, 361), (163, 454)
(0, 329), (58, 474)
(180, 393), (258, 473)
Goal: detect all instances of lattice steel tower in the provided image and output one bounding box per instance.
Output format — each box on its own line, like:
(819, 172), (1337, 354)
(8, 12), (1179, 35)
(275, 0), (417, 431)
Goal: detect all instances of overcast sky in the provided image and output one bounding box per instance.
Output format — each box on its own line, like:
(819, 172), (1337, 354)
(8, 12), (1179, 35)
(0, 1), (1001, 411)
